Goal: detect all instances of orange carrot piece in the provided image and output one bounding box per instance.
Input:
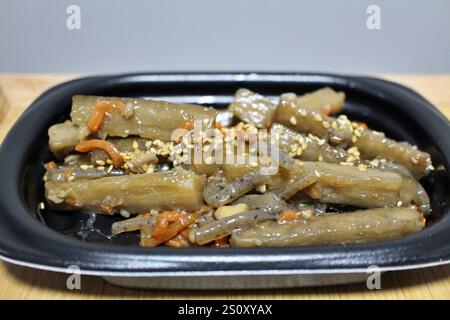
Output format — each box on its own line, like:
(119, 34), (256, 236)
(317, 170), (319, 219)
(88, 100), (125, 133)
(278, 210), (299, 222)
(152, 211), (189, 240)
(278, 209), (313, 223)
(321, 105), (332, 116)
(141, 207), (210, 247)
(75, 139), (124, 167)
(46, 161), (57, 170)
(354, 121), (368, 130)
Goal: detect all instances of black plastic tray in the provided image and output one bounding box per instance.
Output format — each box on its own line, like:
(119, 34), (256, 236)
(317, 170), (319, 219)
(0, 73), (449, 289)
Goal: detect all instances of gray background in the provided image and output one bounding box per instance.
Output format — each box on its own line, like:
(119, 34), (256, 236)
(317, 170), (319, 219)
(1, 0), (450, 74)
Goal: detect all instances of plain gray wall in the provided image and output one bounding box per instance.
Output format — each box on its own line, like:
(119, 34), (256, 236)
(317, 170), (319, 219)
(1, 0), (450, 74)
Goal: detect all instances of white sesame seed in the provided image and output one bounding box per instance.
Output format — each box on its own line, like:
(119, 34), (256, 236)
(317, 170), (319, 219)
(290, 116), (297, 125)
(95, 160), (106, 166)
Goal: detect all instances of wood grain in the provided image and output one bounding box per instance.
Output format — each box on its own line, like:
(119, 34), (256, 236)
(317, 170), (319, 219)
(0, 74), (449, 300)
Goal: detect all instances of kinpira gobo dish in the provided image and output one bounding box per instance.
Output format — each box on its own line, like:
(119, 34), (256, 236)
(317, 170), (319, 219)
(43, 86), (433, 248)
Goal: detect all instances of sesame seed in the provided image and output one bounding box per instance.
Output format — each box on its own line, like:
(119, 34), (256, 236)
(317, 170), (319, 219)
(132, 140), (139, 149)
(352, 135), (358, 143)
(358, 164), (368, 172)
(257, 184), (267, 193)
(397, 201), (403, 207)
(300, 110), (308, 117)
(39, 202), (45, 210)
(80, 164), (89, 170)
(68, 175), (75, 182)
(322, 121), (331, 129)
(411, 157), (419, 164)
(95, 160), (106, 166)
(318, 155), (323, 162)
(97, 166), (105, 171)
(314, 114), (323, 122)
(289, 116), (297, 125)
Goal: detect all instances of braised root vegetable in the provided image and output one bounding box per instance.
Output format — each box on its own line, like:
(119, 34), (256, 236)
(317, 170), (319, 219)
(353, 129), (432, 179)
(228, 88), (277, 128)
(45, 170), (204, 214)
(272, 123), (348, 163)
(230, 207), (425, 247)
(48, 121), (87, 155)
(274, 98), (354, 146)
(280, 87), (345, 115)
(274, 96), (432, 178)
(70, 95), (218, 141)
(45, 165), (126, 182)
(296, 161), (429, 210)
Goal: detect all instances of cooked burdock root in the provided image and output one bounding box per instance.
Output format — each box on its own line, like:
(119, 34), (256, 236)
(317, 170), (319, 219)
(353, 129), (432, 179)
(280, 87), (345, 115)
(295, 162), (430, 212)
(70, 95), (218, 141)
(230, 207), (425, 247)
(275, 97), (354, 146)
(228, 88), (277, 128)
(274, 95), (432, 178)
(48, 121), (89, 155)
(45, 170), (204, 214)
(45, 165), (126, 182)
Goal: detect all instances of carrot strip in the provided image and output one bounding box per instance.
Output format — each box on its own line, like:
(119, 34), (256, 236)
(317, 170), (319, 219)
(278, 209), (313, 223)
(321, 105), (332, 116)
(152, 211), (189, 240)
(46, 161), (57, 170)
(278, 210), (299, 222)
(354, 121), (368, 130)
(141, 206), (210, 247)
(75, 139), (124, 167)
(88, 100), (125, 133)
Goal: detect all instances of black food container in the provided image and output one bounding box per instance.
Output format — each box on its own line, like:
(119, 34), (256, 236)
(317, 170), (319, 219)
(0, 73), (449, 289)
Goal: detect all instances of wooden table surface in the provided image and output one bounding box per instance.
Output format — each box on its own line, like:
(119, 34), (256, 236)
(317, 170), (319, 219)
(1, 74), (450, 300)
